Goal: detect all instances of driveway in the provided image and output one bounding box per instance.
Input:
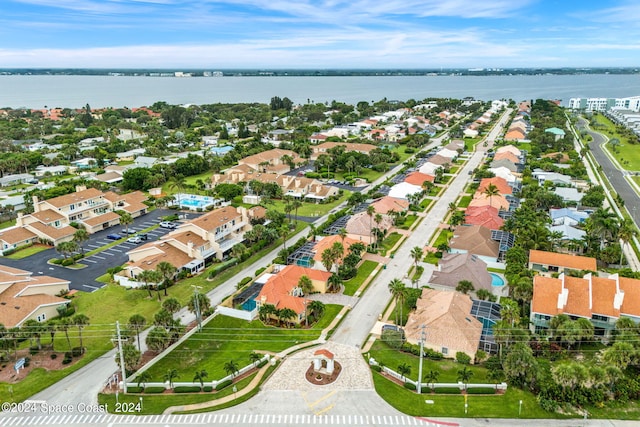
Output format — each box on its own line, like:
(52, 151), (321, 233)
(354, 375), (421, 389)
(1, 208), (178, 291)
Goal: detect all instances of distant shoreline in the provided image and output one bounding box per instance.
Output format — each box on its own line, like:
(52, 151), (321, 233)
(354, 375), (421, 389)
(1, 67), (639, 78)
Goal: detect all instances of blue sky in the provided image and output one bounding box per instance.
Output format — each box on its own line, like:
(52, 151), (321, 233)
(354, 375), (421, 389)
(1, 0), (639, 68)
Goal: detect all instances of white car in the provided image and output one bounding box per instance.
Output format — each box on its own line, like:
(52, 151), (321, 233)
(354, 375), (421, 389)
(159, 221), (177, 229)
(127, 236), (142, 244)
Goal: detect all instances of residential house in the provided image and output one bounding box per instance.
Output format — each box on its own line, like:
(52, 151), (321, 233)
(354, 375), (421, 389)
(388, 182), (422, 200)
(133, 156), (158, 168)
(370, 196), (410, 215)
(530, 273), (640, 337)
(495, 145), (521, 157)
(310, 142), (377, 160)
(468, 193), (510, 211)
(428, 253), (494, 294)
(489, 159), (519, 172)
(464, 206), (504, 230)
(239, 149), (303, 174)
(449, 225), (500, 267)
(311, 235), (361, 272)
(33, 165), (68, 177)
(0, 173), (35, 187)
(404, 171), (435, 187)
(554, 187), (584, 204)
(549, 208), (590, 226)
(345, 211), (393, 244)
(548, 223), (586, 246)
(477, 177), (513, 196)
(404, 288), (483, 361)
(493, 151), (520, 164)
(0, 265), (70, 328)
(0, 227), (39, 255)
(488, 166), (519, 183)
(545, 127), (566, 141)
(528, 249), (597, 276)
(531, 169), (574, 186)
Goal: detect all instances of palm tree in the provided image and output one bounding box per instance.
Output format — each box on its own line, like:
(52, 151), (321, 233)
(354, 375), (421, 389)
(410, 246), (423, 274)
(483, 183), (500, 208)
(249, 352), (262, 367)
(45, 320), (57, 351)
(585, 207), (618, 250)
(327, 274), (342, 293)
(374, 213), (383, 249)
(156, 261), (177, 296)
(168, 175), (187, 207)
(128, 314), (147, 351)
(292, 199), (302, 224)
(224, 360), (239, 378)
(119, 212), (134, 235)
(162, 297), (181, 315)
(147, 270), (163, 301)
(397, 363), (411, 382)
(73, 228), (89, 255)
(137, 270), (155, 298)
(576, 317), (594, 349)
(487, 369), (505, 390)
(164, 368), (178, 389)
(231, 243), (247, 260)
(58, 317), (73, 351)
(308, 300), (325, 320)
(457, 366), (473, 390)
(388, 279), (407, 326)
(193, 369), (208, 391)
(72, 314), (89, 354)
(279, 307), (297, 328)
(56, 241), (77, 261)
(366, 205), (375, 246)
(258, 303), (276, 323)
(136, 371), (151, 389)
(617, 218), (637, 266)
(298, 275), (313, 295)
(279, 225), (290, 252)
(456, 280), (474, 294)
(424, 370), (440, 391)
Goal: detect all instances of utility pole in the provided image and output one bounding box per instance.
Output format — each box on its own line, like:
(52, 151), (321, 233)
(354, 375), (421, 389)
(192, 285), (202, 332)
(116, 321), (128, 393)
(418, 324), (425, 394)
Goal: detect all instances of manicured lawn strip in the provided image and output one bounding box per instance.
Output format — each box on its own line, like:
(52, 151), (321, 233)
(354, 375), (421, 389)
(343, 260), (378, 296)
(138, 306), (341, 382)
(184, 171), (215, 187)
(379, 232), (402, 256)
(266, 193), (351, 218)
(593, 115), (640, 170)
(423, 252), (440, 265)
(372, 372), (557, 419)
(516, 142), (532, 153)
(420, 199), (433, 211)
(398, 215), (417, 230)
(449, 166), (459, 174)
(431, 230), (452, 248)
(458, 195), (472, 208)
(84, 224), (160, 257)
(5, 244), (50, 259)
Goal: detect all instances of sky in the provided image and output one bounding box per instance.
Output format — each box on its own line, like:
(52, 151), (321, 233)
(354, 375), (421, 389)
(1, 0), (639, 69)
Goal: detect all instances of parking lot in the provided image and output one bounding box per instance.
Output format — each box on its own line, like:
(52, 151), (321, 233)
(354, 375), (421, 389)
(1, 209), (193, 292)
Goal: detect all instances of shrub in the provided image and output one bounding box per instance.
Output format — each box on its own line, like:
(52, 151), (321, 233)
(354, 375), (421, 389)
(435, 387), (461, 394)
(215, 379), (232, 391)
(64, 351), (73, 359)
(62, 356), (72, 365)
(403, 382), (416, 390)
(371, 365), (382, 372)
(61, 259), (74, 266)
(30, 347), (39, 356)
(50, 353), (58, 360)
(455, 352), (471, 365)
(144, 386), (166, 393)
(257, 359), (268, 368)
(51, 258), (62, 265)
(203, 385), (213, 392)
(238, 276), (252, 287)
(255, 267), (267, 277)
(174, 386), (202, 393)
(71, 347), (83, 357)
(126, 386), (143, 393)
(466, 387), (496, 395)
(423, 348), (444, 360)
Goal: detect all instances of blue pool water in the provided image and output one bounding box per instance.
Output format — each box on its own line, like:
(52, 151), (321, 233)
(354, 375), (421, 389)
(490, 273), (505, 287)
(175, 194), (215, 210)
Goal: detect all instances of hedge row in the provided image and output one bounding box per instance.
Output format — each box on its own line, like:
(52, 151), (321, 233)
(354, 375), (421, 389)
(215, 379), (233, 391)
(466, 387), (496, 395)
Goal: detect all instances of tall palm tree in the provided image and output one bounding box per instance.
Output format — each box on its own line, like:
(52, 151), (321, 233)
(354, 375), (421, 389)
(138, 270), (155, 298)
(483, 183), (500, 209)
(249, 352), (262, 367)
(128, 314), (147, 351)
(410, 246), (423, 274)
(156, 261), (177, 296)
(136, 371), (151, 389)
(164, 368), (178, 389)
(298, 275), (313, 295)
(72, 314), (90, 354)
(424, 370), (440, 391)
(321, 248), (336, 272)
(279, 308), (297, 328)
(224, 360), (239, 378)
(258, 303), (276, 323)
(193, 369), (208, 391)
(73, 228), (89, 255)
(457, 366), (473, 390)
(366, 205), (375, 246)
(168, 175), (187, 207)
(162, 297), (181, 315)
(397, 363), (411, 381)
(58, 317), (73, 351)
(585, 207), (619, 250)
(617, 218), (637, 266)
(308, 300), (325, 320)
(119, 212), (134, 235)
(388, 279), (407, 326)
(327, 274), (342, 293)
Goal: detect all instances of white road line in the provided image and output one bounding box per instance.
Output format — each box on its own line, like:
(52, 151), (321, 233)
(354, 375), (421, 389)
(83, 259), (97, 263)
(87, 244), (102, 248)
(101, 252), (115, 256)
(109, 248), (122, 252)
(92, 255), (106, 259)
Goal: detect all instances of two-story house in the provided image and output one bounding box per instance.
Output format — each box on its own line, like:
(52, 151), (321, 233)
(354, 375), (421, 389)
(528, 250), (597, 277)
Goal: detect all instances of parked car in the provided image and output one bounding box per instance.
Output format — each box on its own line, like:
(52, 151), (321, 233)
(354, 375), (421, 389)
(127, 236), (142, 244)
(106, 233), (122, 240)
(121, 229), (136, 234)
(137, 233), (148, 240)
(159, 221), (177, 229)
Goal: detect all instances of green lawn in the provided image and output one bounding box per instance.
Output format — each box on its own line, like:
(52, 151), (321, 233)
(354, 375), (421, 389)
(420, 199), (433, 211)
(267, 193), (350, 218)
(343, 260), (379, 296)
(449, 166), (460, 174)
(372, 372), (555, 419)
(184, 171), (214, 187)
(398, 215), (418, 230)
(380, 232), (403, 256)
(138, 307), (340, 382)
(458, 195), (472, 208)
(592, 115), (640, 170)
(0, 219), (16, 229)
(5, 244), (51, 259)
(423, 252), (441, 265)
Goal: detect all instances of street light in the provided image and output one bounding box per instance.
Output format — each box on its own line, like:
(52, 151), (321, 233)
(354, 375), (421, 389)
(519, 399), (523, 417)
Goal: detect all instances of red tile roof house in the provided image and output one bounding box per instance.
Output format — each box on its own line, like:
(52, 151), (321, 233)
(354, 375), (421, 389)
(311, 235), (361, 271)
(530, 273), (640, 338)
(255, 265), (332, 325)
(528, 250), (597, 277)
(309, 142), (377, 161)
(369, 196), (410, 215)
(464, 206), (504, 231)
(404, 171), (435, 187)
(238, 148), (303, 174)
(0, 265), (70, 328)
(449, 225), (501, 269)
(476, 177), (513, 196)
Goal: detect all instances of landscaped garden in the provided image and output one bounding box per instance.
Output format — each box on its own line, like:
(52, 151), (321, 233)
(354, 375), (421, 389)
(342, 260), (379, 296)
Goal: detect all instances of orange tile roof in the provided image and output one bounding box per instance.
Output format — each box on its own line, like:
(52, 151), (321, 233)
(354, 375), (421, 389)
(43, 188), (104, 209)
(314, 349), (334, 359)
(529, 250), (597, 272)
(404, 171), (435, 186)
(31, 209), (65, 224)
(493, 152), (519, 164)
(0, 276), (70, 328)
(477, 177), (512, 195)
(0, 227), (37, 245)
(312, 235), (360, 263)
(620, 277), (640, 318)
(563, 276), (592, 318)
(278, 265), (332, 283)
(82, 211), (120, 227)
(468, 193), (510, 210)
(449, 225), (499, 258)
(531, 276), (563, 316)
(369, 196), (410, 214)
(464, 206), (504, 230)
(591, 276), (620, 318)
(190, 206), (241, 232)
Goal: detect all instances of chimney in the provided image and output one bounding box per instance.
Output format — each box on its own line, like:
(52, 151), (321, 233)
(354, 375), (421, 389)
(75, 185), (87, 192)
(187, 241), (194, 258)
(32, 195), (40, 213)
(584, 273), (592, 310)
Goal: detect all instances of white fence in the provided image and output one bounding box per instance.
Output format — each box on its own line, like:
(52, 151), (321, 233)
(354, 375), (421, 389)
(216, 305), (257, 321)
(370, 358), (507, 392)
(113, 275), (158, 289)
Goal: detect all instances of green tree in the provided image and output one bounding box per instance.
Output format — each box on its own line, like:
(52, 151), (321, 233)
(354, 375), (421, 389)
(58, 317), (73, 351)
(156, 261), (177, 296)
(127, 314), (147, 351)
(502, 342), (538, 389)
(164, 368), (178, 389)
(72, 314), (89, 354)
(193, 369), (208, 391)
(249, 352), (262, 367)
(146, 326), (170, 352)
(424, 370), (440, 391)
(298, 275), (313, 295)
(483, 183), (500, 208)
(397, 363), (411, 381)
(388, 279), (407, 326)
(72, 228), (89, 255)
(617, 218), (637, 266)
(136, 371), (151, 388)
(118, 343), (141, 374)
(456, 366), (474, 390)
(119, 212), (134, 235)
(224, 360), (239, 378)
(456, 280), (474, 294)
(161, 297), (181, 315)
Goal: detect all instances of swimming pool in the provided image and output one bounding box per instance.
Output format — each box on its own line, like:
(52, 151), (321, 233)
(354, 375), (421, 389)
(490, 273), (505, 287)
(174, 194), (215, 211)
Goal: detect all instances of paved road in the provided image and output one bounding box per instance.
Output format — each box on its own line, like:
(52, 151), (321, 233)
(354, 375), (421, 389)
(577, 117), (640, 225)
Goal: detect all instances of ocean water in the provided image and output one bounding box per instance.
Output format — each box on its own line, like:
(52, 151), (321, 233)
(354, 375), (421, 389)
(0, 73), (639, 109)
